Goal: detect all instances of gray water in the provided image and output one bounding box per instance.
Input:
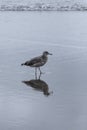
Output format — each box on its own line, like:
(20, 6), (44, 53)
(0, 12), (87, 130)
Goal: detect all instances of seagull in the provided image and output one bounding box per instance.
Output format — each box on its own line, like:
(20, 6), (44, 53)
(21, 51), (52, 74)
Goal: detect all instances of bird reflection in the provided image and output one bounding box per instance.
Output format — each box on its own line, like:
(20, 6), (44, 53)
(22, 74), (53, 96)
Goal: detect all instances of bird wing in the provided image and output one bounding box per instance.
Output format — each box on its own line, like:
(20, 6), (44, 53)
(29, 56), (42, 65)
(25, 56), (42, 66)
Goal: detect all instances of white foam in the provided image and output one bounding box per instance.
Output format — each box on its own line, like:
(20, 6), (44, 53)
(0, 0), (87, 11)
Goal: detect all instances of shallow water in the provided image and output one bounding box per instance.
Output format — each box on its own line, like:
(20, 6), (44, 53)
(0, 12), (87, 130)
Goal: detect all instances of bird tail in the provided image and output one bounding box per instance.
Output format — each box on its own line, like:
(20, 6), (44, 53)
(21, 61), (30, 66)
(21, 63), (25, 66)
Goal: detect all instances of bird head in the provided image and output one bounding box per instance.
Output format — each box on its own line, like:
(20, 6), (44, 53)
(43, 51), (52, 56)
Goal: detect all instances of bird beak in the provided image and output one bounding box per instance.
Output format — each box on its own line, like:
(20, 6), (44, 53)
(48, 52), (52, 55)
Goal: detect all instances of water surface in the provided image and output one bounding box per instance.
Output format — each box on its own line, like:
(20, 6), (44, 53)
(0, 12), (87, 130)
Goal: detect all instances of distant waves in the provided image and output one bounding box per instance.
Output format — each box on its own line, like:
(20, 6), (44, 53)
(0, 3), (87, 11)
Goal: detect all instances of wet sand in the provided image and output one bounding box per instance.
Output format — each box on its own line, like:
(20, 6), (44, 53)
(0, 12), (87, 130)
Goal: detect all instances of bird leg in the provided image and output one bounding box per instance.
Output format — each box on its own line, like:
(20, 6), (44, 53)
(38, 72), (42, 80)
(38, 67), (43, 74)
(35, 68), (37, 79)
